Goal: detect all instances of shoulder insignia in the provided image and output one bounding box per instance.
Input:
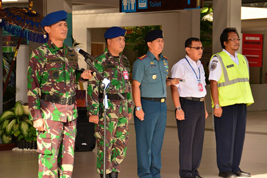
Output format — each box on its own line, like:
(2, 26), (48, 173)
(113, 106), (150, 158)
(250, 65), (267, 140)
(163, 56), (168, 60)
(210, 62), (217, 71)
(138, 55), (148, 60)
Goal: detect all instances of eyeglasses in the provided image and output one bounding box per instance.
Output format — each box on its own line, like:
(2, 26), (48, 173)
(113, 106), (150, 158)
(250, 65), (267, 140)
(227, 38), (240, 42)
(189, 46), (204, 50)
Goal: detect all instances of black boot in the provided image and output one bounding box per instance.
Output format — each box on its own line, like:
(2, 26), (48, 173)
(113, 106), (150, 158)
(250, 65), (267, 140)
(100, 174), (110, 178)
(110, 172), (118, 178)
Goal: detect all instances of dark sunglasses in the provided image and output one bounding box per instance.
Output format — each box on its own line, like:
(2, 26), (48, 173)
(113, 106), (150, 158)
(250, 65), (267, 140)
(189, 46), (204, 50)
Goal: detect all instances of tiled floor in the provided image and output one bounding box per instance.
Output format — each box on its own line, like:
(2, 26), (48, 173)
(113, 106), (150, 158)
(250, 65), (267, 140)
(0, 111), (266, 178)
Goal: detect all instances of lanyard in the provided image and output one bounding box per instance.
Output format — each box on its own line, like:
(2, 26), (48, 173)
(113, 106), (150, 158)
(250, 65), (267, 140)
(185, 57), (201, 82)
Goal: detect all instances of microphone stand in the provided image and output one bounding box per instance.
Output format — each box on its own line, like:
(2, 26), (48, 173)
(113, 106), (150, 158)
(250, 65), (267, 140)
(82, 55), (125, 178)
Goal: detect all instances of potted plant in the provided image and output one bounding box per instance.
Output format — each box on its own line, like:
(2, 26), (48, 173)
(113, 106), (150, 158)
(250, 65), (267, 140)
(0, 101), (37, 149)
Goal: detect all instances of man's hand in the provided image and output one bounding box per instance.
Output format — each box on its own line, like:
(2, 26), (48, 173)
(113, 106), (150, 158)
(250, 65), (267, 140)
(176, 109), (185, 121)
(89, 115), (99, 124)
(214, 107), (223, 117)
(33, 119), (46, 132)
(81, 70), (93, 80)
(205, 109), (208, 119)
(127, 113), (132, 120)
(135, 109), (145, 121)
(170, 78), (180, 85)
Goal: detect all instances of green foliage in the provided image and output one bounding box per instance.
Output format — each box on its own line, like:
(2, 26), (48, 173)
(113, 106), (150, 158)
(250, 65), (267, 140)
(0, 101), (36, 144)
(125, 26), (161, 67)
(200, 5), (213, 47)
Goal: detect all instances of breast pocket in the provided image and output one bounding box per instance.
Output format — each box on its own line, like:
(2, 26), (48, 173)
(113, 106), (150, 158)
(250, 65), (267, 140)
(46, 58), (63, 80)
(145, 68), (160, 83)
(185, 73), (196, 84)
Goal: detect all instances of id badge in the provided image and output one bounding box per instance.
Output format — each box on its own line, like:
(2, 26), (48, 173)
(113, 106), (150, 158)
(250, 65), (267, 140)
(198, 83), (203, 92)
(123, 71), (129, 80)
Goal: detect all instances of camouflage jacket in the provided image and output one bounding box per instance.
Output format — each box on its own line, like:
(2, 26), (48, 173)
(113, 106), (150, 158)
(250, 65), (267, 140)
(27, 40), (80, 122)
(87, 48), (132, 116)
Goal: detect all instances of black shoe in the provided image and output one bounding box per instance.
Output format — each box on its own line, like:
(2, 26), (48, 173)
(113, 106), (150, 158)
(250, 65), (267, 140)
(234, 171), (251, 177)
(219, 171), (237, 178)
(110, 172), (118, 178)
(100, 174), (110, 178)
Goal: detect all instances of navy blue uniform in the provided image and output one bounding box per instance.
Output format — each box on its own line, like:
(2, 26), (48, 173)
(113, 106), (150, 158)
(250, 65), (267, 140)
(132, 51), (168, 178)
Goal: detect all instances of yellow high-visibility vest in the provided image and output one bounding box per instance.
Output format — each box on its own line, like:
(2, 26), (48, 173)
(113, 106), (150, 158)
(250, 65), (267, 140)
(210, 51), (254, 107)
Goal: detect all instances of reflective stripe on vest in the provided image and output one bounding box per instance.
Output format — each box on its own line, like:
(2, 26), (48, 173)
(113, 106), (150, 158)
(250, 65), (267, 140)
(216, 54), (249, 87)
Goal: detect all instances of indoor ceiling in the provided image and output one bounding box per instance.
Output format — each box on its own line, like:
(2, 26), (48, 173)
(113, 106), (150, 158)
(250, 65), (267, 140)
(2, 0), (267, 11)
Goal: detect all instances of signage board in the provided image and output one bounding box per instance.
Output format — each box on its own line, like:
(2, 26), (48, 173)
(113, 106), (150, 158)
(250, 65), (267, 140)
(242, 33), (263, 67)
(120, 0), (203, 13)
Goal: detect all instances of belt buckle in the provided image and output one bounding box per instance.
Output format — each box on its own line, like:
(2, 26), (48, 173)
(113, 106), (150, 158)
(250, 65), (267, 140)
(161, 98), (165, 103)
(60, 97), (67, 105)
(66, 97), (71, 105)
(200, 98), (204, 102)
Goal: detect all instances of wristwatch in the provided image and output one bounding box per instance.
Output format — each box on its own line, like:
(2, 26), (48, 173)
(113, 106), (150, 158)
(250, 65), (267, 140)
(135, 106), (142, 111)
(177, 106), (182, 110)
(214, 104), (220, 109)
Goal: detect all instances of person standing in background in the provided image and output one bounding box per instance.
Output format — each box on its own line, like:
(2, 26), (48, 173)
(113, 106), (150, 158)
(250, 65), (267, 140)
(132, 29), (179, 178)
(28, 10), (92, 178)
(171, 37), (208, 178)
(209, 27), (254, 178)
(87, 26), (132, 178)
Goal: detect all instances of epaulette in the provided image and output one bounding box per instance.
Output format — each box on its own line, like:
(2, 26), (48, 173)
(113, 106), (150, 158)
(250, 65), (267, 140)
(138, 55), (148, 60)
(163, 56), (168, 60)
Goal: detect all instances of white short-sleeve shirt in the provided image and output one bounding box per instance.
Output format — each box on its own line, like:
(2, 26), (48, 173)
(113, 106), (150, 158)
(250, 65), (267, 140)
(209, 49), (239, 82)
(171, 55), (207, 97)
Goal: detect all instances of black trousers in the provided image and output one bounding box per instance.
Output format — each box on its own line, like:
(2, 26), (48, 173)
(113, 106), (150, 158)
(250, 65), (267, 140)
(214, 104), (247, 173)
(176, 98), (205, 178)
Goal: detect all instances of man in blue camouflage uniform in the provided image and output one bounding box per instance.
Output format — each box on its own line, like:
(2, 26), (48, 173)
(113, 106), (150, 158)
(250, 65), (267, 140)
(87, 27), (132, 178)
(132, 29), (179, 178)
(27, 10), (92, 178)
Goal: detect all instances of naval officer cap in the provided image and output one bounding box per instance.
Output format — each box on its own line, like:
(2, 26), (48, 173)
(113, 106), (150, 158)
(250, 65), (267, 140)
(41, 10), (68, 27)
(104, 26), (126, 39)
(145, 29), (163, 43)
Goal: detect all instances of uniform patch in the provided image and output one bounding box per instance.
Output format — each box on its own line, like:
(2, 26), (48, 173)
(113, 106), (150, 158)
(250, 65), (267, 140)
(104, 63), (116, 69)
(138, 55), (147, 60)
(227, 64), (234, 68)
(150, 64), (156, 68)
(210, 62), (217, 71)
(52, 70), (59, 79)
(48, 58), (62, 63)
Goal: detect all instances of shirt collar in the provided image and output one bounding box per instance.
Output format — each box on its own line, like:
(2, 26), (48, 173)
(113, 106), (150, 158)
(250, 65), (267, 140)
(185, 55), (201, 67)
(223, 49), (238, 58)
(47, 39), (65, 54)
(105, 48), (122, 58)
(147, 50), (164, 61)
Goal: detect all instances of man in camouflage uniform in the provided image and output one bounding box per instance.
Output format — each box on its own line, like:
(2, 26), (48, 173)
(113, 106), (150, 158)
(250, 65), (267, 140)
(27, 10), (92, 178)
(87, 26), (132, 178)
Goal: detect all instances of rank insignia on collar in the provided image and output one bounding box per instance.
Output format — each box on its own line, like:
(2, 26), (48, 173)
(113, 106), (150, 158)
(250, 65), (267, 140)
(138, 55), (147, 60)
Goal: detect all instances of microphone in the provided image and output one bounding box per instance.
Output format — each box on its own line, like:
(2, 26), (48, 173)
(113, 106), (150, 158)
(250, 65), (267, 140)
(75, 47), (95, 61)
(75, 47), (96, 77)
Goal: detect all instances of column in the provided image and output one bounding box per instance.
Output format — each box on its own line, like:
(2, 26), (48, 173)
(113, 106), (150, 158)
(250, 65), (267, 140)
(212, 0), (242, 54)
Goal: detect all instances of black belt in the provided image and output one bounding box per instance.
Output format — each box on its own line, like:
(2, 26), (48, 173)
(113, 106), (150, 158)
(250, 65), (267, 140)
(41, 93), (76, 105)
(181, 97), (204, 102)
(99, 93), (128, 100)
(141, 97), (166, 102)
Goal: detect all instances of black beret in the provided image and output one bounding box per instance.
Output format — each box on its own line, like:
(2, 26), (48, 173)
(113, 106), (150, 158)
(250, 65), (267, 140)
(145, 29), (163, 43)
(104, 26), (126, 39)
(41, 10), (67, 27)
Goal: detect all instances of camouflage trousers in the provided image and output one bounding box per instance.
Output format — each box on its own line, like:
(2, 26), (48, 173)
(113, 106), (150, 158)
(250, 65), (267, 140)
(37, 119), (77, 178)
(95, 111), (129, 174)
